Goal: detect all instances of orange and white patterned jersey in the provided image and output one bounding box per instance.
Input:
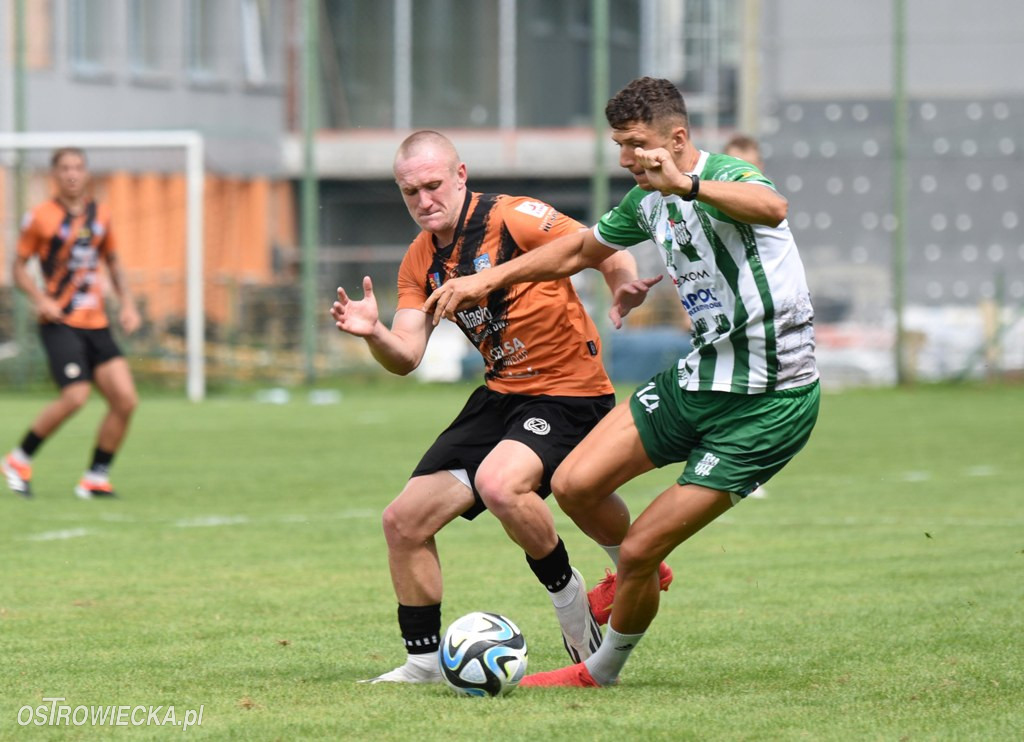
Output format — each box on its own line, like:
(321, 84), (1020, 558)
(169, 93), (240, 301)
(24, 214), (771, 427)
(18, 199), (117, 329)
(397, 192), (614, 397)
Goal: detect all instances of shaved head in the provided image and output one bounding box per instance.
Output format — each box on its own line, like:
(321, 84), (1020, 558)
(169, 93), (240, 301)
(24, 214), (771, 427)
(394, 130), (460, 174)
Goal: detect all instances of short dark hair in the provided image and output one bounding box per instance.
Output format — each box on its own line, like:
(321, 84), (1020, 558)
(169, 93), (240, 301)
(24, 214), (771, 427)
(51, 147), (87, 168)
(605, 77), (689, 133)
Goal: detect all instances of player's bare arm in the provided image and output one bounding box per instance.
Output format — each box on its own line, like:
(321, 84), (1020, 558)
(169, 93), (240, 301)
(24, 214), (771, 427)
(423, 229), (613, 325)
(105, 252), (141, 334)
(12, 254), (63, 323)
(331, 276), (432, 375)
(636, 146), (788, 226)
(593, 248), (663, 329)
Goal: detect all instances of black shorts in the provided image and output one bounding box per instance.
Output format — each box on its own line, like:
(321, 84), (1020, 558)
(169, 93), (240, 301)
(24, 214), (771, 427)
(39, 323), (123, 388)
(412, 386), (616, 520)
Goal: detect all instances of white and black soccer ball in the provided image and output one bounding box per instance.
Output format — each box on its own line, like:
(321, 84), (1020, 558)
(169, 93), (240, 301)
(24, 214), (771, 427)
(439, 612), (528, 697)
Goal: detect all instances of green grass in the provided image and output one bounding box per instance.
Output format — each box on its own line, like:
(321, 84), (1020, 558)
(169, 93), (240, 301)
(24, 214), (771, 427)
(1, 380), (1021, 741)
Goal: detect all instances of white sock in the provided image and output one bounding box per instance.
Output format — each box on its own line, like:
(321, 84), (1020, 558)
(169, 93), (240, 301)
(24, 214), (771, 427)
(601, 544), (620, 567)
(583, 622), (645, 685)
(549, 571), (581, 609)
(10, 448), (30, 464)
(83, 470), (109, 484)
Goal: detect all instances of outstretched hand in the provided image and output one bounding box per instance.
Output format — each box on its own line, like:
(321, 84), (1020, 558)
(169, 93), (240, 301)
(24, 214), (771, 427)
(608, 274), (663, 329)
(331, 276), (380, 337)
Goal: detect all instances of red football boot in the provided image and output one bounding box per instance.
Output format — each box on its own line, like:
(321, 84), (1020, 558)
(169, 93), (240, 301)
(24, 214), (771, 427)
(587, 562), (674, 625)
(520, 662), (602, 688)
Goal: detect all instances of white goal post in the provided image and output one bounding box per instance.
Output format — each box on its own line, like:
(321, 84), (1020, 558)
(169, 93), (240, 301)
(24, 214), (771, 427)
(0, 130), (206, 401)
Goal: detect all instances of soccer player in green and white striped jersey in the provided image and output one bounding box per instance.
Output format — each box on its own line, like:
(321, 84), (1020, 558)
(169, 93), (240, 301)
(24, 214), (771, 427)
(597, 145), (817, 395)
(425, 77), (820, 687)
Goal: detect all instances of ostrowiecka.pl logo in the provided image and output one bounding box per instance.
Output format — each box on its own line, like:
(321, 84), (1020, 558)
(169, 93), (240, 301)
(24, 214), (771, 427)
(18, 697), (204, 730)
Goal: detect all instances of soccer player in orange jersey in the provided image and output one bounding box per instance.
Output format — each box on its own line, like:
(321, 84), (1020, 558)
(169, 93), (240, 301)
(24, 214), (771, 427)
(331, 131), (668, 684)
(3, 148), (140, 500)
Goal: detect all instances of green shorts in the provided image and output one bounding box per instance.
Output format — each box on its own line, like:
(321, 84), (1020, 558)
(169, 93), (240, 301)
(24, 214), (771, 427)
(629, 367), (820, 499)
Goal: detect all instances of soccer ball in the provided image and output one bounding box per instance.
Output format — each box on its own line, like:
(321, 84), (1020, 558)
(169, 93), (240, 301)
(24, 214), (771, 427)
(439, 612), (528, 697)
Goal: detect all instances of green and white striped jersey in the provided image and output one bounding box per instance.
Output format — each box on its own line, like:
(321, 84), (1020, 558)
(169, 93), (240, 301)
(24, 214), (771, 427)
(595, 150), (818, 394)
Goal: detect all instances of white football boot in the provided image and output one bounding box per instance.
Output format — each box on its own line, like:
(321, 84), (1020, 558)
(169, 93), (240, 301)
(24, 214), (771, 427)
(555, 567), (602, 663)
(359, 653), (442, 684)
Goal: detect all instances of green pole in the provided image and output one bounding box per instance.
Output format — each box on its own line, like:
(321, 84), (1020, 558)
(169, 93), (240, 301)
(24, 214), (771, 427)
(589, 0), (610, 226)
(589, 0), (612, 367)
(892, 0), (908, 385)
(12, 0), (29, 387)
(301, 0), (320, 384)
(991, 271), (1005, 380)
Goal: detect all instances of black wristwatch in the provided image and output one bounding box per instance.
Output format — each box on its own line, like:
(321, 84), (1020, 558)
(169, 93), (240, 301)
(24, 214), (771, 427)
(681, 173), (700, 201)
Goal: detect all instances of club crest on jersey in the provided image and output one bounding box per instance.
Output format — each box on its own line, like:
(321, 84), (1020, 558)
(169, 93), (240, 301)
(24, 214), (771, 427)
(668, 217), (693, 248)
(427, 272), (443, 291)
(473, 254), (492, 272)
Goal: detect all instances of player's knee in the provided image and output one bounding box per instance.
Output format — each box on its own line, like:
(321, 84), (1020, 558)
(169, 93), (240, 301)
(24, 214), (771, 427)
(61, 384), (91, 411)
(550, 466), (587, 509)
(381, 501), (431, 548)
(113, 389), (138, 418)
(380, 502), (408, 545)
(473, 469), (509, 512)
(475, 469), (537, 522)
(618, 537), (660, 578)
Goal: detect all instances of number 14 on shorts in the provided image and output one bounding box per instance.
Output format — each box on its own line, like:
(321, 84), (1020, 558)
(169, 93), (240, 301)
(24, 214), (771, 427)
(635, 382), (659, 414)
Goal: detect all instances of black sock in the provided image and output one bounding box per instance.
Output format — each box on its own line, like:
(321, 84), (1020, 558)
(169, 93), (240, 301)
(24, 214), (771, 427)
(526, 537), (573, 593)
(20, 431), (44, 458)
(89, 447), (115, 476)
(397, 603), (441, 654)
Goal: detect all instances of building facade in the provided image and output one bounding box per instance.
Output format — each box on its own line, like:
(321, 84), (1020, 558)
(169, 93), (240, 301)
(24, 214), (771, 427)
(2, 0), (1022, 384)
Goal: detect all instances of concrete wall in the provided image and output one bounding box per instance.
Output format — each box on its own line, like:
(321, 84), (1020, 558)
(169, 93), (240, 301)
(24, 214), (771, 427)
(763, 0), (1024, 100)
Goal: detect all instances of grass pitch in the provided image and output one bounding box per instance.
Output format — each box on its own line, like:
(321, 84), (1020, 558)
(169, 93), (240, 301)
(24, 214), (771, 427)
(1, 380), (1021, 741)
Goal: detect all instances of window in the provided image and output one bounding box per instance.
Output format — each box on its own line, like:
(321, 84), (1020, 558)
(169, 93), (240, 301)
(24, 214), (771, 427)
(315, 0), (737, 131)
(128, 0), (173, 78)
(677, 0), (741, 129)
(516, 0), (641, 128)
(69, 0), (114, 76)
(322, 0), (501, 129)
(187, 0), (230, 83)
(410, 0), (500, 128)
(323, 0), (395, 128)
(241, 0), (282, 86)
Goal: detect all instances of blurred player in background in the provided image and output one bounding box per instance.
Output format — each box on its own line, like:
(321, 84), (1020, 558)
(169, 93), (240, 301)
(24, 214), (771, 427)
(3, 147), (140, 499)
(426, 77), (819, 687)
(331, 130), (668, 684)
(724, 133), (765, 172)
